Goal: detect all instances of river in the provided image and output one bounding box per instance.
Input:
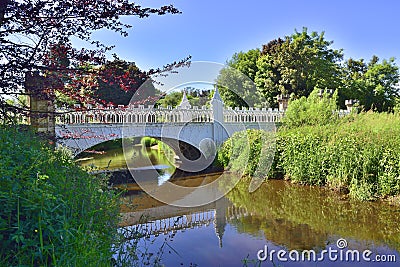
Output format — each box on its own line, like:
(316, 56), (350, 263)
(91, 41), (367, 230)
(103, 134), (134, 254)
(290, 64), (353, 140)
(77, 145), (400, 267)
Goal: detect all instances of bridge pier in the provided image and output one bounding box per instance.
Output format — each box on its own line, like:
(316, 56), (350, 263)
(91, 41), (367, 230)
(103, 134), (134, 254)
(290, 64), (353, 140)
(25, 72), (56, 137)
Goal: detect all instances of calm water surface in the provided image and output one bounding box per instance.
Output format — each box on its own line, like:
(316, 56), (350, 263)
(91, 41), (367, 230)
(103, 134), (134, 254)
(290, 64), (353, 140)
(78, 147), (400, 267)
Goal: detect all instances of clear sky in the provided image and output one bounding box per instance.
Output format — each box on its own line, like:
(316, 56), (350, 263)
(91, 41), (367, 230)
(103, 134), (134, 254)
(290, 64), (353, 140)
(77, 0), (400, 71)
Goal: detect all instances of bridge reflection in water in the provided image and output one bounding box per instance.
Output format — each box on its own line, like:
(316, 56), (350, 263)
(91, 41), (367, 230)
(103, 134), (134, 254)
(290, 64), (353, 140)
(119, 172), (237, 248)
(114, 173), (400, 266)
(120, 196), (249, 249)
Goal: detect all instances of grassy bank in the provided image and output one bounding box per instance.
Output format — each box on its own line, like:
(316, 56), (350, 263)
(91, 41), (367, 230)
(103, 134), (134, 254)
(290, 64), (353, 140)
(0, 127), (121, 266)
(218, 112), (400, 201)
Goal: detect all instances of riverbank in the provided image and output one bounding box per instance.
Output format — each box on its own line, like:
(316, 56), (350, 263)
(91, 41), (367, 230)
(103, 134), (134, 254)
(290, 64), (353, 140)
(0, 127), (121, 266)
(218, 112), (400, 201)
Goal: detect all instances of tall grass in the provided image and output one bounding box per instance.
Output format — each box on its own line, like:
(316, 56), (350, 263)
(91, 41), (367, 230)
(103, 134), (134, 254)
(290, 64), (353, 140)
(218, 112), (400, 201)
(218, 129), (276, 178)
(280, 112), (400, 200)
(0, 127), (121, 266)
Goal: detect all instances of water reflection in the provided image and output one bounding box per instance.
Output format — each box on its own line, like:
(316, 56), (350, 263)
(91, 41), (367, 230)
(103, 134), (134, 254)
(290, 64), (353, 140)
(77, 144), (176, 185)
(117, 176), (400, 266)
(78, 146), (399, 266)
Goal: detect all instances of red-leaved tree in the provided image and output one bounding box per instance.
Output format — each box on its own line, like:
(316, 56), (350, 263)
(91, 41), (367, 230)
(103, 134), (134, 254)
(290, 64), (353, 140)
(0, 0), (190, 121)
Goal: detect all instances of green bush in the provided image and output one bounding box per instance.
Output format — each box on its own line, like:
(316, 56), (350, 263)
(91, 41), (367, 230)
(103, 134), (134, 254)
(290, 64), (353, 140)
(140, 136), (158, 147)
(218, 129), (276, 178)
(278, 112), (400, 200)
(282, 88), (339, 128)
(0, 127), (120, 266)
(219, 112), (400, 201)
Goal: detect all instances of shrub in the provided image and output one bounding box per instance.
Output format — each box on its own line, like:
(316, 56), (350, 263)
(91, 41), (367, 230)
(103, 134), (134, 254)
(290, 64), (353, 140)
(0, 127), (120, 266)
(278, 112), (400, 200)
(219, 112), (400, 201)
(218, 129), (276, 178)
(140, 136), (158, 147)
(282, 88), (339, 128)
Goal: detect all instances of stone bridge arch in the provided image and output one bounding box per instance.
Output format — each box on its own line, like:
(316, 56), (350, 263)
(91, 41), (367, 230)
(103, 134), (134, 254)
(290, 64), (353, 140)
(55, 122), (220, 172)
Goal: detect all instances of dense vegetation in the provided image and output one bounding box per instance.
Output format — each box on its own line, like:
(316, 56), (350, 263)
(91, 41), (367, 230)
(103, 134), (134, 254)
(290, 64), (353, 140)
(281, 88), (340, 128)
(0, 127), (121, 266)
(219, 112), (400, 201)
(216, 27), (399, 112)
(281, 112), (400, 200)
(156, 87), (212, 108)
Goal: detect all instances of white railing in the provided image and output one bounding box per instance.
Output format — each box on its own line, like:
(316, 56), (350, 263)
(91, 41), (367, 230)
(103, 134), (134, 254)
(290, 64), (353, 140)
(55, 105), (285, 125)
(56, 105), (213, 124)
(56, 102), (351, 125)
(336, 109), (351, 117)
(224, 107), (284, 123)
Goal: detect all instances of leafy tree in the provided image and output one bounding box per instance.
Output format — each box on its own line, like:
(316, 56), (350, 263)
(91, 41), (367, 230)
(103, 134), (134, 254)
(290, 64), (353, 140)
(187, 87), (212, 106)
(335, 58), (367, 109)
(255, 28), (343, 107)
(0, 0), (187, 121)
(341, 56), (399, 112)
(362, 57), (399, 111)
(157, 91), (183, 108)
(156, 87), (211, 108)
(94, 59), (156, 106)
(216, 49), (266, 108)
(227, 49), (260, 81)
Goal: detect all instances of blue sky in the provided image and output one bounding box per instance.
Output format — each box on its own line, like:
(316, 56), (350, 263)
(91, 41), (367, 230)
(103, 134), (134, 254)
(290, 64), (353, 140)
(77, 0), (400, 71)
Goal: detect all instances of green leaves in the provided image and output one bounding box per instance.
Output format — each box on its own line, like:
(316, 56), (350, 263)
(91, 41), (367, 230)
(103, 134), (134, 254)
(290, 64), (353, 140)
(219, 28), (400, 111)
(279, 112), (400, 200)
(219, 112), (400, 201)
(218, 129), (276, 178)
(255, 28), (343, 106)
(217, 51), (266, 108)
(282, 88), (339, 128)
(341, 56), (399, 112)
(0, 127), (120, 266)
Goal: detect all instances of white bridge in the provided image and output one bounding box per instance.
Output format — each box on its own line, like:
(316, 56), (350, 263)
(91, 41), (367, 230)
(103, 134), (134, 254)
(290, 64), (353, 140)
(55, 89), (351, 171)
(55, 89), (283, 167)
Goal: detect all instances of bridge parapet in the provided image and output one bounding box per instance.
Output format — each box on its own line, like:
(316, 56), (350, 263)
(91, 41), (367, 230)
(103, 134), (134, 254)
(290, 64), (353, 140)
(56, 105), (213, 124)
(224, 107), (284, 123)
(55, 105), (285, 125)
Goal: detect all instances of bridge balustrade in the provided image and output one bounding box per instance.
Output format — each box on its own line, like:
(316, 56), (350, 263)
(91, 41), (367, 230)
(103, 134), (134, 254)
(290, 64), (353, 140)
(55, 105), (286, 125)
(55, 105), (350, 125)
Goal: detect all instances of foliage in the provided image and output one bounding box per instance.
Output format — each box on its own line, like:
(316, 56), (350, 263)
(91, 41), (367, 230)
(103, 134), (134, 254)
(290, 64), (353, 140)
(220, 27), (399, 111)
(156, 88), (212, 108)
(340, 56), (399, 112)
(93, 59), (156, 106)
(255, 28), (343, 107)
(157, 91), (183, 108)
(219, 112), (400, 201)
(186, 88), (212, 107)
(281, 88), (339, 128)
(216, 49), (267, 108)
(141, 137), (158, 147)
(394, 100), (400, 114)
(278, 112), (400, 200)
(0, 0), (188, 121)
(0, 126), (121, 266)
(218, 129), (275, 177)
